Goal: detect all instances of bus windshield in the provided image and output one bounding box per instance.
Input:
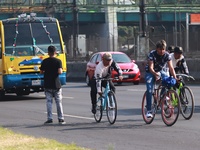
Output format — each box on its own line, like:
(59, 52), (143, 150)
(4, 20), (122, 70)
(4, 22), (62, 56)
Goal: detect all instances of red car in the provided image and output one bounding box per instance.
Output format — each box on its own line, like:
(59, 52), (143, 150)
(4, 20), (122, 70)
(85, 51), (141, 85)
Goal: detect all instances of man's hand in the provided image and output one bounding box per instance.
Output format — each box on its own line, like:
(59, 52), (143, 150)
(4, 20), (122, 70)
(98, 92), (103, 97)
(155, 72), (161, 81)
(118, 75), (123, 81)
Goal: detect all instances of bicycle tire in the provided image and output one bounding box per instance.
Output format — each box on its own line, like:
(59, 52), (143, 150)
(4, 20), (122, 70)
(179, 86), (194, 120)
(106, 91), (117, 124)
(141, 91), (156, 124)
(94, 97), (103, 123)
(161, 89), (180, 126)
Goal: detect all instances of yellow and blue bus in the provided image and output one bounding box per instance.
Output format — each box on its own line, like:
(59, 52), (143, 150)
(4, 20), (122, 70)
(0, 13), (67, 98)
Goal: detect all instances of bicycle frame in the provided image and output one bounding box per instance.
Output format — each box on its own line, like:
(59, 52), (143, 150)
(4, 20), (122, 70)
(94, 77), (118, 124)
(142, 77), (180, 126)
(101, 81), (111, 110)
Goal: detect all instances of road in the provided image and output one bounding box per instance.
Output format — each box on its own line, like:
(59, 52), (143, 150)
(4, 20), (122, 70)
(0, 82), (200, 150)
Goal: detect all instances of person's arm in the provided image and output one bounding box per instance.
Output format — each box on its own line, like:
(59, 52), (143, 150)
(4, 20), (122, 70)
(95, 63), (103, 94)
(149, 60), (160, 80)
(40, 61), (45, 74)
(111, 61), (123, 80)
(58, 68), (63, 74)
(180, 58), (189, 75)
(40, 70), (44, 74)
(58, 60), (63, 74)
(168, 60), (178, 80)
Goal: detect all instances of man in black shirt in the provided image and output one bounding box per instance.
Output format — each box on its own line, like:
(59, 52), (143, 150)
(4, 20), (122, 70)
(145, 40), (178, 118)
(40, 46), (65, 124)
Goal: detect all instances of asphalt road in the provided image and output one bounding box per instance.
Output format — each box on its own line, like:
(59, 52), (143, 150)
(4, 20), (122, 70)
(0, 82), (200, 150)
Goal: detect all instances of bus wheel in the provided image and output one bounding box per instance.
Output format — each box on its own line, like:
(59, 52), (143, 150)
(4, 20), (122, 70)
(16, 89), (30, 96)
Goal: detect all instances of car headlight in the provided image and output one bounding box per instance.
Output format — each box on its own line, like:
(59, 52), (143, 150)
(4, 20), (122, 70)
(133, 64), (139, 70)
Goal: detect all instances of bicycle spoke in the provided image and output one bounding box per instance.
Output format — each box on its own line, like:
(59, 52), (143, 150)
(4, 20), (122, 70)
(94, 97), (103, 122)
(180, 86), (194, 120)
(141, 91), (156, 124)
(161, 89), (180, 126)
(106, 92), (117, 124)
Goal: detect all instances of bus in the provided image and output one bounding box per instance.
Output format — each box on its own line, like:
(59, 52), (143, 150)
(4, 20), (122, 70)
(0, 13), (67, 99)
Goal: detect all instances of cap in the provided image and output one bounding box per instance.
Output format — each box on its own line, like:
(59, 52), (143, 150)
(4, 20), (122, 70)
(174, 46), (183, 54)
(168, 45), (174, 53)
(103, 52), (112, 61)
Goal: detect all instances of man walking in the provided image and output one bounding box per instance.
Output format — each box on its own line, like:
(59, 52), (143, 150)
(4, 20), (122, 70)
(40, 45), (65, 124)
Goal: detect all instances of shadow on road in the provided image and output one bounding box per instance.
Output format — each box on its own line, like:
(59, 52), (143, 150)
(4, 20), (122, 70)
(0, 95), (44, 102)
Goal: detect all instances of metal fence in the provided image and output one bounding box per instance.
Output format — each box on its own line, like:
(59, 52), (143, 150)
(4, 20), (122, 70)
(65, 24), (200, 60)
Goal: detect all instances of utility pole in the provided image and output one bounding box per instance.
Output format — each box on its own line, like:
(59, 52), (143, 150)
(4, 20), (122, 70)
(140, 0), (146, 37)
(73, 0), (78, 58)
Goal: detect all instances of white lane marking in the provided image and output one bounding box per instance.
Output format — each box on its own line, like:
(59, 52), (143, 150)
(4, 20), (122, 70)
(63, 96), (74, 99)
(127, 89), (145, 92)
(39, 95), (74, 99)
(51, 112), (94, 120)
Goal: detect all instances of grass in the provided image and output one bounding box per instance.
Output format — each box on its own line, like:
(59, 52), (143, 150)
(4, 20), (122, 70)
(0, 127), (89, 150)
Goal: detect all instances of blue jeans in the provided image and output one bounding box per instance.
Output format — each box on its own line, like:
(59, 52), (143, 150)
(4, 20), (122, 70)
(45, 88), (64, 121)
(145, 71), (168, 111)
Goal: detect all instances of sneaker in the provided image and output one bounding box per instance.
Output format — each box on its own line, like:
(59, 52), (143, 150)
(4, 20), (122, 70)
(165, 96), (170, 100)
(44, 119), (53, 124)
(58, 119), (66, 125)
(146, 111), (153, 118)
(91, 105), (96, 114)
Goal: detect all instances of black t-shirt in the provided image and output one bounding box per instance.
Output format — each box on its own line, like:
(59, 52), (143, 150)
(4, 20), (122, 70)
(145, 50), (171, 72)
(40, 57), (62, 89)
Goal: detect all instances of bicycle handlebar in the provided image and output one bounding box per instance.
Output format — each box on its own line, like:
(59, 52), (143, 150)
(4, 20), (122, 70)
(176, 74), (195, 81)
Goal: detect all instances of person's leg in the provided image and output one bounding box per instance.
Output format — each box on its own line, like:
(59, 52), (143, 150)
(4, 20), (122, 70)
(45, 89), (53, 122)
(90, 78), (97, 113)
(145, 72), (155, 111)
(109, 81), (115, 93)
(54, 88), (64, 121)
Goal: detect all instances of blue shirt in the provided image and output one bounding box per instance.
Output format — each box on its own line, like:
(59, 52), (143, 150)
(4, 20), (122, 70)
(145, 50), (171, 72)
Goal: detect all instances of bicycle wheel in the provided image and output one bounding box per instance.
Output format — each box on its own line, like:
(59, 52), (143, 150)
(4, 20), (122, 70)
(141, 91), (156, 124)
(161, 89), (180, 126)
(94, 97), (103, 122)
(106, 91), (117, 124)
(179, 86), (194, 120)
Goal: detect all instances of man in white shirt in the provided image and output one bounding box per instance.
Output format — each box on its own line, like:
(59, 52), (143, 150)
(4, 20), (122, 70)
(169, 46), (189, 75)
(90, 52), (123, 114)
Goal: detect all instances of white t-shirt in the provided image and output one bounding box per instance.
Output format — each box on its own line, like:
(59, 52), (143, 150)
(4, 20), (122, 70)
(170, 53), (184, 68)
(94, 60), (113, 93)
(94, 61), (111, 79)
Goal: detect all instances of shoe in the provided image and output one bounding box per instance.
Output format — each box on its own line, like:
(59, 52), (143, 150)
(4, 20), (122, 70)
(165, 96), (170, 100)
(44, 119), (53, 124)
(146, 111), (153, 118)
(58, 119), (66, 125)
(91, 105), (96, 114)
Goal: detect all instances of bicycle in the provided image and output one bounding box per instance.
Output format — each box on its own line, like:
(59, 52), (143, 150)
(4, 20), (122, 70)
(142, 77), (180, 126)
(176, 74), (195, 120)
(94, 78), (117, 124)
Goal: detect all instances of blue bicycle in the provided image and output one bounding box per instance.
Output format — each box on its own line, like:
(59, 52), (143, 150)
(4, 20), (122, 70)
(94, 78), (117, 124)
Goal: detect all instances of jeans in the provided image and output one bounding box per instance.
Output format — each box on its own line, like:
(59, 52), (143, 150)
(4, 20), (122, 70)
(45, 88), (64, 121)
(145, 71), (169, 111)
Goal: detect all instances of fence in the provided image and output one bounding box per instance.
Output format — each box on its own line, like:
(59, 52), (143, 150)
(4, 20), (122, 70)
(65, 24), (200, 61)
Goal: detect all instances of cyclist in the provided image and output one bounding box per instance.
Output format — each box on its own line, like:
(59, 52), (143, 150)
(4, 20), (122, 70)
(170, 46), (189, 75)
(90, 52), (123, 114)
(145, 40), (178, 118)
